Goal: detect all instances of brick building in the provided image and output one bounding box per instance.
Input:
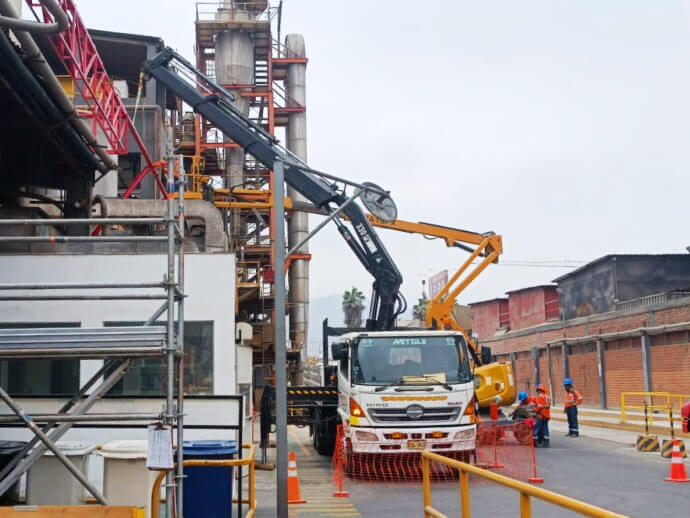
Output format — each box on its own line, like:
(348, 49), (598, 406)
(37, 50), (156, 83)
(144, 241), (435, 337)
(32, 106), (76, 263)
(471, 255), (690, 408)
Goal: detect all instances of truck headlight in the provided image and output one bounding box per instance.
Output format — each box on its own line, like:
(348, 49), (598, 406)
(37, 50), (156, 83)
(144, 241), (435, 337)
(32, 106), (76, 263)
(473, 375), (482, 389)
(454, 429), (475, 441)
(355, 431), (378, 442)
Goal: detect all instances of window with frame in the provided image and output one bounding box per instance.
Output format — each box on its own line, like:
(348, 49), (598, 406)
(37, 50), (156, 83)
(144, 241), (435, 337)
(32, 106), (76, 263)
(104, 321), (213, 396)
(0, 323), (81, 396)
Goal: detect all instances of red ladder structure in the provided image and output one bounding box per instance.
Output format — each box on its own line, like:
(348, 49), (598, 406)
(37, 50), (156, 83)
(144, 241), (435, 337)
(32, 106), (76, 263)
(26, 0), (165, 195)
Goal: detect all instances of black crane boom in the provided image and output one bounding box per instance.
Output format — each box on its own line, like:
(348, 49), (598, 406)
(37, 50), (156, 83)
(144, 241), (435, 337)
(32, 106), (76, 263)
(143, 48), (404, 330)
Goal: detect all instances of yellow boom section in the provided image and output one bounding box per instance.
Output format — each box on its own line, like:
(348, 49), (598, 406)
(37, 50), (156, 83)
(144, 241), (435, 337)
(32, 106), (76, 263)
(365, 216), (515, 407)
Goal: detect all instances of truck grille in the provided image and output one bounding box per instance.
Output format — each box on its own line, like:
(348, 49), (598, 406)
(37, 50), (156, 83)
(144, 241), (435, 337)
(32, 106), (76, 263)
(368, 406), (461, 423)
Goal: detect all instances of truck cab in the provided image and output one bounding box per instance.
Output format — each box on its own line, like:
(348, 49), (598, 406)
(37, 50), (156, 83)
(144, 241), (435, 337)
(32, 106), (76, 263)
(332, 330), (477, 455)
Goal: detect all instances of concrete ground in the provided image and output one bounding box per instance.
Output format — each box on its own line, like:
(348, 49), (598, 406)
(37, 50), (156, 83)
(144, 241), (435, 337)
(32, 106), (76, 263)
(247, 419), (689, 518)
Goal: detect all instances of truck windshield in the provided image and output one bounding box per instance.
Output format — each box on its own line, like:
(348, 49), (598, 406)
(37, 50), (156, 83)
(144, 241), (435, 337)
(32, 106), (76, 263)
(351, 336), (472, 386)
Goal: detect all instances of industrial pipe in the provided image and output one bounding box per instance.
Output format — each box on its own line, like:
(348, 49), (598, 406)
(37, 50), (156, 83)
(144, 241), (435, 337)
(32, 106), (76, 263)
(285, 33), (309, 383)
(95, 197), (228, 252)
(0, 1), (117, 173)
(0, 31), (104, 174)
(0, 0), (67, 35)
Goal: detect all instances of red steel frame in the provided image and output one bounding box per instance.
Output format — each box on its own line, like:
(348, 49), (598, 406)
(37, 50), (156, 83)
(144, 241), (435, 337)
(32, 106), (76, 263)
(27, 0), (165, 196)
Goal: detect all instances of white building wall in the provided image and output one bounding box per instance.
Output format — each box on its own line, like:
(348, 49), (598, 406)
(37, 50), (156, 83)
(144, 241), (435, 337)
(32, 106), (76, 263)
(0, 253), (241, 448)
(0, 253), (235, 394)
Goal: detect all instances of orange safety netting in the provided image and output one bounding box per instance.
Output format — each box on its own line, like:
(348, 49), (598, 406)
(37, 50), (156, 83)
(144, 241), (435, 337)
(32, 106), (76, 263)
(474, 420), (539, 483)
(331, 420), (540, 485)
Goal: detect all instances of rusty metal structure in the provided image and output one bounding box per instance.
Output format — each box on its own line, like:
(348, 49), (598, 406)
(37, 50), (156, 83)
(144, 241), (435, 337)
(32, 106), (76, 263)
(174, 1), (310, 380)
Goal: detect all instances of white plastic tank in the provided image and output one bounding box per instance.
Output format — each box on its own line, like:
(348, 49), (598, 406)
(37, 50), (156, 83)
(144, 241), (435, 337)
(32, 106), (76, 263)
(99, 440), (158, 516)
(26, 440), (96, 505)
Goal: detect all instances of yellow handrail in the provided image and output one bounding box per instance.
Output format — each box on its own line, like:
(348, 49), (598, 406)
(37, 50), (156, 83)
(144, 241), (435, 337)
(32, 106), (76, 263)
(620, 392), (675, 424)
(150, 443), (257, 518)
(421, 451), (629, 518)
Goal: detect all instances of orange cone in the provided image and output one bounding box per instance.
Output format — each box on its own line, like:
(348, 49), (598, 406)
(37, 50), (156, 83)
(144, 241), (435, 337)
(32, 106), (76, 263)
(287, 451), (307, 503)
(664, 439), (690, 483)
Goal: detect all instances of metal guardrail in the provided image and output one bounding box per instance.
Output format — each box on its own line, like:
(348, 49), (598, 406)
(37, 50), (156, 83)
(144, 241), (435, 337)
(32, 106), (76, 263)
(150, 444), (257, 518)
(421, 451), (629, 518)
(615, 291), (690, 312)
(620, 392), (690, 424)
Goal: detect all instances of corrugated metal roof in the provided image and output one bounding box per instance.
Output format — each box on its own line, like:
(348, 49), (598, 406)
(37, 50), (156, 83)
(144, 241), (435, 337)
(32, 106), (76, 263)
(552, 254), (690, 283)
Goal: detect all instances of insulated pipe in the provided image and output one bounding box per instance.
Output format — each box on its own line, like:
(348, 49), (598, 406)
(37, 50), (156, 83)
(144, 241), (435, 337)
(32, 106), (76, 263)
(0, 1), (117, 173)
(216, 4), (255, 190)
(285, 34), (309, 383)
(95, 197), (228, 252)
(0, 31), (103, 174)
(0, 0), (67, 35)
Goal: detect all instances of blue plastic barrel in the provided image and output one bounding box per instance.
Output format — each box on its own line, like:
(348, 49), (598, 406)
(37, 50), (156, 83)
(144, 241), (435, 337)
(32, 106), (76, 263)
(181, 440), (238, 517)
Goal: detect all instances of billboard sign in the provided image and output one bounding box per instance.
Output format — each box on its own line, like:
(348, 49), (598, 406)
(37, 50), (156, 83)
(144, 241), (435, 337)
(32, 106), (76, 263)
(428, 270), (449, 299)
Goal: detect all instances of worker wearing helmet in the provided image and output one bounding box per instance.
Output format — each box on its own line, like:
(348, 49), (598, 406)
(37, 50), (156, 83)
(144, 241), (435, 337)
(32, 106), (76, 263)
(511, 391), (535, 421)
(564, 378), (583, 437)
(533, 384), (551, 448)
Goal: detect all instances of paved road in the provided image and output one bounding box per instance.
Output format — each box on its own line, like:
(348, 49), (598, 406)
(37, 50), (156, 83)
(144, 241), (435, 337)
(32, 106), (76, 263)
(252, 423), (688, 518)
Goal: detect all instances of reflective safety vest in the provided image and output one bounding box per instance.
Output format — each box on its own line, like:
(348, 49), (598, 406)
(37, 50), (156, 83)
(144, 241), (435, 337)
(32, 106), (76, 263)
(564, 389), (583, 408)
(535, 393), (551, 419)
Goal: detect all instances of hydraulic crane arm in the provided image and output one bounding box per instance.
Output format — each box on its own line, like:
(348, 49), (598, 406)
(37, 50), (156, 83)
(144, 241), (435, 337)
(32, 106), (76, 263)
(364, 216), (514, 406)
(364, 216), (502, 365)
(143, 48), (404, 330)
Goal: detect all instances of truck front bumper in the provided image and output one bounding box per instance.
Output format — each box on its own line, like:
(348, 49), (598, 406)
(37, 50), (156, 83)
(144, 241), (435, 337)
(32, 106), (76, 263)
(348, 424), (476, 454)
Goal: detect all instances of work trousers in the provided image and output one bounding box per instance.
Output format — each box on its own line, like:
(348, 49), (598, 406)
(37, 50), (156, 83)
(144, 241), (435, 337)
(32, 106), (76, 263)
(566, 406), (579, 435)
(534, 416), (550, 446)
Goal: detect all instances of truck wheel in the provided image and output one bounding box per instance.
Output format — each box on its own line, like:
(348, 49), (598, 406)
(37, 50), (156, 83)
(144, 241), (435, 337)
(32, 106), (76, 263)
(315, 426), (335, 456)
(313, 411), (335, 456)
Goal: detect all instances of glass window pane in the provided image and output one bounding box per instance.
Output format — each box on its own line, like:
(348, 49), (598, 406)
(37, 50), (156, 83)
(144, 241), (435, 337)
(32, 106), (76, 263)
(104, 321), (213, 396)
(0, 323), (81, 396)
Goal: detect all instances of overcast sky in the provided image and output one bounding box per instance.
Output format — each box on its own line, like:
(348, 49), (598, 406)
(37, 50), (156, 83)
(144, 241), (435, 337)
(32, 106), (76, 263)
(78, 1), (690, 311)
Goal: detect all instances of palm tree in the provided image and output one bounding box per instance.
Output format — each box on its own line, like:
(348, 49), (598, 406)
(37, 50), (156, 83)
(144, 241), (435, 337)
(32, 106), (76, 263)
(342, 287), (365, 328)
(412, 296), (428, 321)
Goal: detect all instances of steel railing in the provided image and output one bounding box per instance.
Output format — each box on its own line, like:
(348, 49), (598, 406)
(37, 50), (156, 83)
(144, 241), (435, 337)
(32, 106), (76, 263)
(620, 392), (690, 424)
(421, 451), (629, 518)
(151, 444), (257, 518)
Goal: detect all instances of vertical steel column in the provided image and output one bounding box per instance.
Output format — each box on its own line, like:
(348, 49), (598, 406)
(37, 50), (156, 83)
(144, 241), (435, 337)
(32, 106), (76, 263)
(165, 155), (176, 518)
(546, 345), (554, 404)
(596, 339), (607, 409)
(273, 159), (288, 518)
(641, 333), (653, 393)
(530, 347), (539, 386)
(176, 156), (186, 516)
(562, 343), (570, 381)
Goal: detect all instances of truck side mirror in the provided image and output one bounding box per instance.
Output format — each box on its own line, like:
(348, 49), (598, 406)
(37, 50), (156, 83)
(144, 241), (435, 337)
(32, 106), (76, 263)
(481, 346), (492, 365)
(331, 342), (348, 361)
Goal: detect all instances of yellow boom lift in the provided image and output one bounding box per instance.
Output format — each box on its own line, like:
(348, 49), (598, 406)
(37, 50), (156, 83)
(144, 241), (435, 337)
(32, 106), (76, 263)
(365, 216), (515, 407)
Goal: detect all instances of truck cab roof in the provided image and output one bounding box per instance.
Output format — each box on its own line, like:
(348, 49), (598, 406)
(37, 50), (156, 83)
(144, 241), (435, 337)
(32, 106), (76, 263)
(337, 330), (465, 341)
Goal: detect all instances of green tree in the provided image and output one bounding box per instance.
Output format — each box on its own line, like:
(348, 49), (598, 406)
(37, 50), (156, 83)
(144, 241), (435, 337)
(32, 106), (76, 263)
(412, 296), (428, 321)
(342, 287), (365, 328)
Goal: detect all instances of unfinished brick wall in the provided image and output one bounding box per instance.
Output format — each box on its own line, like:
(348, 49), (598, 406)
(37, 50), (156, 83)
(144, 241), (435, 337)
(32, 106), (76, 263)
(486, 301), (690, 408)
(550, 351), (564, 405)
(604, 338), (645, 408)
(568, 345), (601, 406)
(511, 351), (535, 394)
(649, 341), (690, 395)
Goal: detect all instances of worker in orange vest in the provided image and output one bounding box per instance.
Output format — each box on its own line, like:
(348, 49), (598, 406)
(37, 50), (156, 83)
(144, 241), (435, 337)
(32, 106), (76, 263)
(533, 384), (551, 448)
(564, 378), (583, 437)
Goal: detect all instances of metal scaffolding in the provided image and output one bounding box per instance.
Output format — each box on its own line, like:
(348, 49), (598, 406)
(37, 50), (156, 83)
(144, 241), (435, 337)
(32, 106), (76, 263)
(0, 157), (187, 516)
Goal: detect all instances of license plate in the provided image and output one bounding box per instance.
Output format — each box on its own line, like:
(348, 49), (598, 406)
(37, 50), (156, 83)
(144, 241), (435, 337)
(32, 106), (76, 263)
(407, 439), (427, 450)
